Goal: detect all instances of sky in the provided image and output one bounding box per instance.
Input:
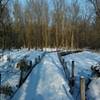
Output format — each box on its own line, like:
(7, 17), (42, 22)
(15, 0), (94, 20)
(20, 0), (87, 7)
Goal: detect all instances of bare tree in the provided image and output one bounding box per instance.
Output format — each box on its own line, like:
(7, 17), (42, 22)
(88, 0), (100, 17)
(88, 0), (100, 48)
(0, 0), (11, 49)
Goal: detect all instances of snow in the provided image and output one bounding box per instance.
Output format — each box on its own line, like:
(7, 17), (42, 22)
(1, 49), (100, 100)
(63, 51), (100, 100)
(0, 49), (43, 91)
(87, 78), (100, 100)
(63, 51), (100, 78)
(11, 53), (73, 100)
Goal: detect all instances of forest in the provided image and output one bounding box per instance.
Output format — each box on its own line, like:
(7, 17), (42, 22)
(0, 0), (100, 49)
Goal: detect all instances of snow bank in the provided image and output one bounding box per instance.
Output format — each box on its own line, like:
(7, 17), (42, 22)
(0, 49), (44, 100)
(87, 78), (100, 100)
(63, 51), (100, 99)
(63, 51), (100, 78)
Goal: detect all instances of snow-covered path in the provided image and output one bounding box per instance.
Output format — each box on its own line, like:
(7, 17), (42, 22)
(11, 53), (73, 100)
(1, 50), (100, 100)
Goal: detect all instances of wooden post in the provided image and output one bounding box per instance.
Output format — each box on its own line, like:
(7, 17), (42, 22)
(0, 73), (1, 87)
(38, 56), (41, 61)
(30, 60), (32, 67)
(72, 61), (75, 78)
(80, 76), (85, 100)
(35, 58), (37, 64)
(37, 56), (40, 63)
(69, 61), (75, 89)
(0, 73), (1, 94)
